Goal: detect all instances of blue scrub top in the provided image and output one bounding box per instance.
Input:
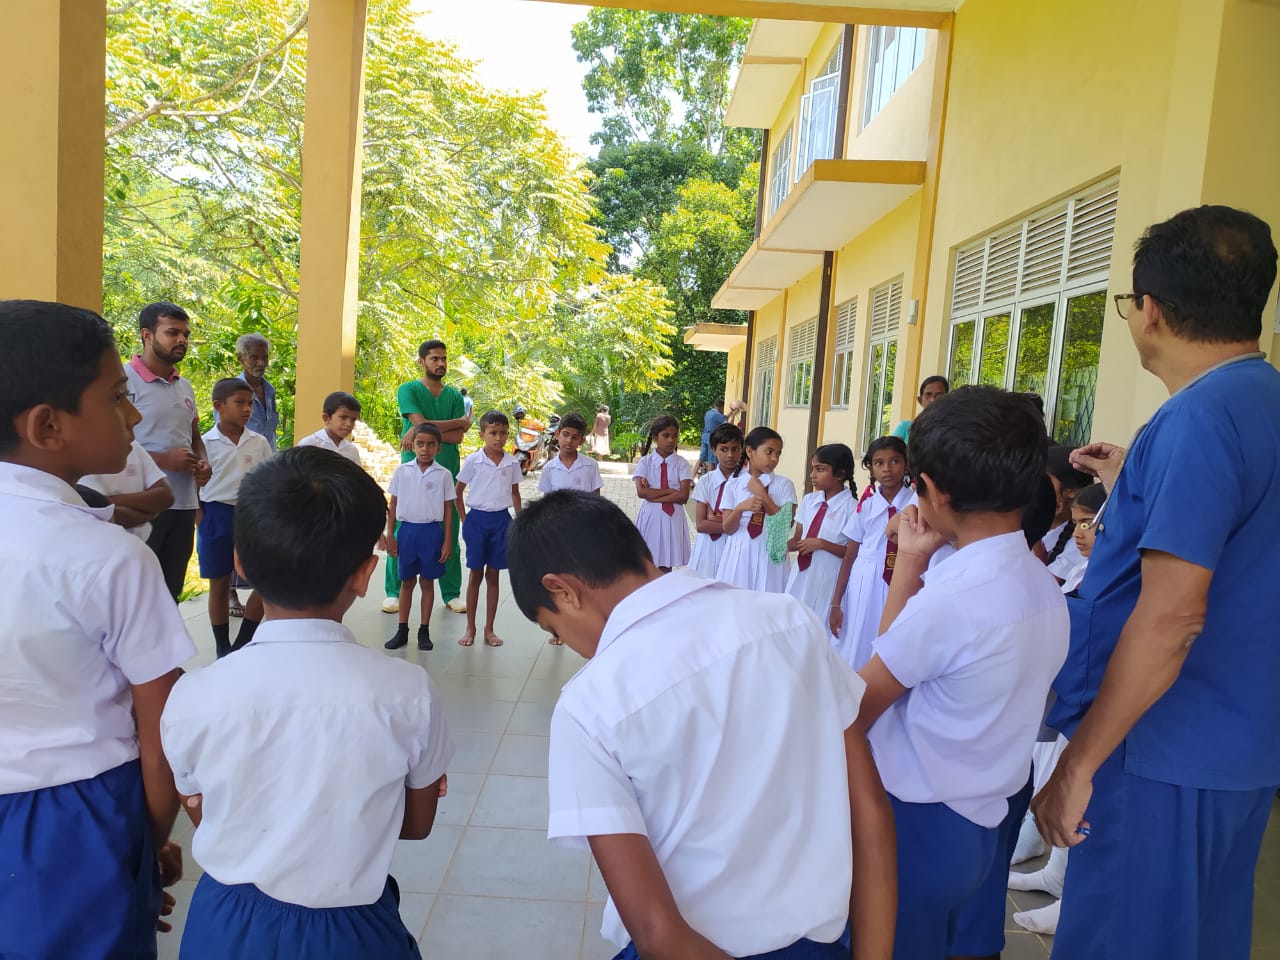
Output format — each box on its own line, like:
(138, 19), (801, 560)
(1048, 357), (1280, 791)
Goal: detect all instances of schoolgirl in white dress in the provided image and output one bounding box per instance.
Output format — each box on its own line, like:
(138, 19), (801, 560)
(716, 427), (797, 593)
(1039, 444), (1095, 582)
(829, 435), (913, 669)
(632, 415), (693, 570)
(786, 443), (857, 621)
(688, 422), (743, 580)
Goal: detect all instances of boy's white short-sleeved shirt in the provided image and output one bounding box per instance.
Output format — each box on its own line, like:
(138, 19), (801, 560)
(296, 427), (362, 466)
(548, 570), (865, 954)
(80, 439), (170, 541)
(457, 449), (522, 511)
(388, 460), (455, 523)
(0, 463), (195, 794)
(537, 453), (603, 494)
(198, 427), (272, 504)
(160, 618), (454, 908)
(868, 531), (1069, 827)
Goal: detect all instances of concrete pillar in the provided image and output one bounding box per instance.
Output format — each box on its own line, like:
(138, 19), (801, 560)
(0, 2), (106, 310)
(295, 0), (369, 435)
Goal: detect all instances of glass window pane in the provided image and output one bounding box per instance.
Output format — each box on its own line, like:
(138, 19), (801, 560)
(977, 313), (1010, 386)
(1053, 291), (1105, 445)
(1012, 302), (1055, 399)
(865, 342), (885, 442)
(948, 321), (976, 386)
(880, 340), (898, 437)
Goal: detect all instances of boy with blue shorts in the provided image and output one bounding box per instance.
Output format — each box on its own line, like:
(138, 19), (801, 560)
(197, 378), (272, 658)
(161, 447), (454, 959)
(385, 423), (455, 651)
(0, 300), (195, 959)
(455, 410), (522, 647)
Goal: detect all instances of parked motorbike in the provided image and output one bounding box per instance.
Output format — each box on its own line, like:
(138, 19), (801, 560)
(511, 407), (560, 476)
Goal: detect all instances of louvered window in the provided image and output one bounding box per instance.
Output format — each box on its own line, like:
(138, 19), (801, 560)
(786, 319), (819, 407)
(863, 278), (903, 448)
(830, 298), (858, 408)
(946, 180), (1117, 443)
(768, 128), (794, 218)
(753, 335), (778, 428)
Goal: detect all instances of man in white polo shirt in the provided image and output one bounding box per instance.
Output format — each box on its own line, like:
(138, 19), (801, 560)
(125, 302), (211, 600)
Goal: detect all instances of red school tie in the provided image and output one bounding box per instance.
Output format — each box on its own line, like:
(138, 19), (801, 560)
(659, 460), (675, 516)
(710, 478), (728, 541)
(797, 500), (828, 572)
(747, 480), (764, 539)
(882, 505), (898, 585)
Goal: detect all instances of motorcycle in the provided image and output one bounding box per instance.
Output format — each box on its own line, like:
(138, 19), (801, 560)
(511, 407), (560, 476)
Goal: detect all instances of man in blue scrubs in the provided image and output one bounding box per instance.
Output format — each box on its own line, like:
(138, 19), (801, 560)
(1034, 205), (1280, 960)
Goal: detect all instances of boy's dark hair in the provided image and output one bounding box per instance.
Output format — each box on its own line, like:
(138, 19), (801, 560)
(138, 301), (189, 333)
(0, 300), (117, 455)
(709, 422), (744, 450)
(508, 490), (652, 620)
(813, 443), (856, 488)
(713, 399), (725, 410)
(211, 377), (251, 404)
(323, 391), (360, 417)
(1022, 475), (1058, 549)
(558, 412), (587, 435)
(918, 375), (950, 398)
(1133, 205), (1277, 344)
(1046, 444), (1094, 492)
(1075, 482), (1107, 512)
(235, 447), (386, 609)
(640, 414), (680, 456)
(411, 422), (442, 442)
(862, 435), (907, 472)
(460, 387), (468, 396)
(418, 339), (446, 358)
(479, 409), (509, 430)
(908, 385), (1048, 513)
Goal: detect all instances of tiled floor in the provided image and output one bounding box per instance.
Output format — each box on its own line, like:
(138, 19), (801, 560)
(156, 467), (1280, 959)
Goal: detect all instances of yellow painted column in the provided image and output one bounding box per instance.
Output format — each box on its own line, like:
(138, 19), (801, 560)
(295, 0), (369, 436)
(0, 2), (105, 310)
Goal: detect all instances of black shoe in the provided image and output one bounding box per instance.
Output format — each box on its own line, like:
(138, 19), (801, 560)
(385, 626), (409, 650)
(417, 625), (433, 651)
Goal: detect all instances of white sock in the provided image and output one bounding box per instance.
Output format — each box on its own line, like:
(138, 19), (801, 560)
(1013, 899), (1061, 935)
(1010, 810), (1045, 865)
(1008, 845), (1067, 897)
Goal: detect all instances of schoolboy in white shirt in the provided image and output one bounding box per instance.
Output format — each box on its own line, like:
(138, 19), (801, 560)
(854, 386), (1068, 960)
(537, 412), (603, 495)
(385, 423), (455, 651)
(507, 490), (897, 960)
(161, 446), (453, 960)
(198, 378), (273, 658)
(80, 437), (175, 542)
(455, 410), (523, 647)
(0, 300), (195, 959)
(295, 390), (363, 466)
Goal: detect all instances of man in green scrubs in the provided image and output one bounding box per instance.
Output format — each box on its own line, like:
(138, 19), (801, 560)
(382, 339), (472, 612)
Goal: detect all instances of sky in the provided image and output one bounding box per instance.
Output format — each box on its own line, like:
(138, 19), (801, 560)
(409, 0), (601, 159)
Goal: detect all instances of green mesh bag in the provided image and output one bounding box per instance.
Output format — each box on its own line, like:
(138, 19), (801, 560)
(766, 499), (795, 566)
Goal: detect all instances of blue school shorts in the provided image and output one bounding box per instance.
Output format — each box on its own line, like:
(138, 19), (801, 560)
(613, 937), (845, 959)
(397, 520), (445, 582)
(0, 759), (162, 960)
(181, 873), (421, 960)
(1054, 742), (1275, 960)
(197, 500), (236, 578)
(462, 508), (511, 571)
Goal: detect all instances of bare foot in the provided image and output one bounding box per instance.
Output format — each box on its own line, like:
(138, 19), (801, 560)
(547, 636), (564, 645)
(458, 629), (476, 647)
(484, 631), (504, 647)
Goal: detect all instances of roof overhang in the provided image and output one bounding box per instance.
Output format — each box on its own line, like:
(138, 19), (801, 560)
(682, 322), (749, 352)
(724, 56), (805, 129)
(711, 239), (823, 310)
(762, 158), (926, 250)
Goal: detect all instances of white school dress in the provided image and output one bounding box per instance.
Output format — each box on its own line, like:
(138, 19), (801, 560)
(633, 451), (692, 568)
(835, 484), (916, 670)
(715, 472), (798, 593)
(1041, 521), (1084, 580)
(688, 468), (735, 580)
(786, 488), (855, 622)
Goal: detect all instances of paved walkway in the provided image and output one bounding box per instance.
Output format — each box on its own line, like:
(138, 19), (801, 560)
(156, 468), (1280, 959)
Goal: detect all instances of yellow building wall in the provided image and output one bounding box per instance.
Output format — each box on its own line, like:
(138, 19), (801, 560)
(845, 27), (935, 163)
(724, 341), (747, 411)
(749, 296), (785, 429)
(776, 267), (825, 483)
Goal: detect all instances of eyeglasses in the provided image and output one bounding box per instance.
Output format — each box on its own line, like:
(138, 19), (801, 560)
(1114, 291), (1177, 320)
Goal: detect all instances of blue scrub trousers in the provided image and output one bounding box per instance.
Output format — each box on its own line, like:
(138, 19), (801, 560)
(889, 794), (998, 960)
(0, 759), (161, 960)
(613, 937), (845, 959)
(181, 873), (421, 959)
(1054, 743), (1275, 960)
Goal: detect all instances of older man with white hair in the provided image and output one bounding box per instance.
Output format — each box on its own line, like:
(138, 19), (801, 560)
(235, 333), (279, 451)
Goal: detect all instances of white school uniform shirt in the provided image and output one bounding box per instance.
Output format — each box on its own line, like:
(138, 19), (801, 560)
(785, 488), (855, 616)
(1042, 521), (1085, 580)
(388, 460), (455, 523)
(0, 463), (195, 794)
(80, 439), (169, 542)
(457, 449), (522, 511)
(687, 467), (735, 579)
(714, 472), (798, 592)
(868, 531), (1069, 827)
(198, 427), (272, 505)
(549, 570), (864, 955)
(537, 453), (603, 494)
(160, 618), (454, 908)
(296, 427), (362, 466)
